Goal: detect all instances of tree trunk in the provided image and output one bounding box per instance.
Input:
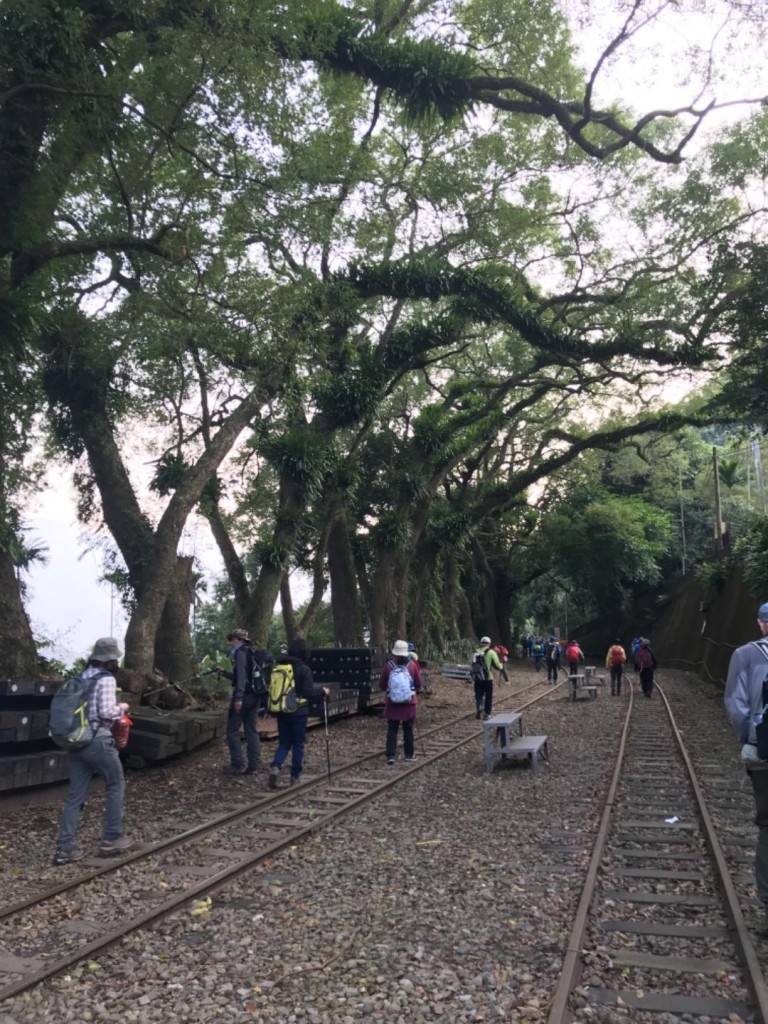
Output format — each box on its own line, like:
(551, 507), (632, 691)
(205, 501), (251, 625)
(327, 507), (362, 645)
(471, 537), (502, 640)
(0, 545), (38, 678)
(246, 471), (304, 644)
(368, 550), (395, 647)
(153, 556), (197, 680)
(410, 542), (438, 644)
(280, 571), (297, 643)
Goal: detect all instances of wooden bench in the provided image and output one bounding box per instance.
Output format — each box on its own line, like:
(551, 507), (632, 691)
(485, 734), (549, 776)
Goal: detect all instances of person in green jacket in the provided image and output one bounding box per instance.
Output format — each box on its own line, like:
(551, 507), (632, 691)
(471, 636), (503, 719)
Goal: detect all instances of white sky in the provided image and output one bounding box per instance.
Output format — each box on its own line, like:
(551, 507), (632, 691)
(22, 1), (768, 667)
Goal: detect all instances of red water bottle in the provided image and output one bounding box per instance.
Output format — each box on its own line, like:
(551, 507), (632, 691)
(111, 712), (133, 750)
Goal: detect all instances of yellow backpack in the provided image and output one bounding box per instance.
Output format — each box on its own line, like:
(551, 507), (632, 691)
(268, 663), (305, 714)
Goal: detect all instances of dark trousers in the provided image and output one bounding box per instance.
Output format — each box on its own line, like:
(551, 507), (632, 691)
(534, 656), (543, 671)
(610, 665), (623, 695)
(567, 660), (579, 677)
(271, 713), (309, 779)
(546, 659), (559, 683)
(474, 678), (493, 716)
(226, 693), (261, 769)
(748, 764), (768, 907)
(639, 667), (654, 696)
(386, 719), (414, 760)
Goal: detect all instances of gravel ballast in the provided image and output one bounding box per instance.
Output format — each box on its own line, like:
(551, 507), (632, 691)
(0, 662), (761, 1024)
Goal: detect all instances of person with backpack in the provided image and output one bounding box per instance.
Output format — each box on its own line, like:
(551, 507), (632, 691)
(216, 627), (273, 776)
(544, 637), (561, 684)
(605, 639), (627, 696)
(380, 639), (423, 764)
(564, 640), (583, 677)
(532, 639), (544, 672)
(471, 637), (503, 720)
(724, 602), (768, 931)
(631, 637), (641, 663)
(634, 638), (657, 697)
(51, 637), (132, 865)
(267, 637), (329, 789)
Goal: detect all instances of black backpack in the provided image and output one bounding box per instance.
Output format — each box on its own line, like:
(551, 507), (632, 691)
(470, 651), (489, 683)
(244, 646), (273, 695)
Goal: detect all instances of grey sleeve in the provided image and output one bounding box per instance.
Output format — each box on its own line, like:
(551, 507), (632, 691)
(724, 649), (752, 743)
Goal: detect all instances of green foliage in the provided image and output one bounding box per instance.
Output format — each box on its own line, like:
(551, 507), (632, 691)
(151, 453), (190, 496)
(734, 517), (768, 600)
(261, 429), (329, 494)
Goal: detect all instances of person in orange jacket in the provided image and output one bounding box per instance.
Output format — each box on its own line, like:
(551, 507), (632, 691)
(605, 639), (627, 696)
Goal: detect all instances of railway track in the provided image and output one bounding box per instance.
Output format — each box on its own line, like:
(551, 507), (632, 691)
(548, 678), (768, 1024)
(0, 675), (557, 1002)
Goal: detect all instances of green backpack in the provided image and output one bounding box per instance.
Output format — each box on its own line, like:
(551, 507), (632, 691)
(268, 663), (306, 714)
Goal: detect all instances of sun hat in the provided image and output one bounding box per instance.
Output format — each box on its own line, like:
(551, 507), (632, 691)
(228, 628), (251, 642)
(89, 637), (122, 663)
(480, 636), (491, 645)
(391, 639), (409, 657)
(759, 603), (768, 622)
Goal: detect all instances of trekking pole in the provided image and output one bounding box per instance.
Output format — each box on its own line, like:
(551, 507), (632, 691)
(322, 695), (332, 783)
(415, 713), (426, 758)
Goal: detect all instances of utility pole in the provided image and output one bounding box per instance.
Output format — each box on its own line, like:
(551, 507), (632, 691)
(713, 446), (724, 554)
(679, 465), (687, 575)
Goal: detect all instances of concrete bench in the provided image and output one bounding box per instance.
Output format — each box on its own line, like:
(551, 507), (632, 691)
(567, 675), (598, 701)
(441, 664), (472, 681)
(485, 734), (549, 775)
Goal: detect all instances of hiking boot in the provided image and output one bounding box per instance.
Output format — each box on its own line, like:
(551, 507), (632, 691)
(243, 765), (259, 775)
(475, 710), (482, 720)
(98, 836), (134, 856)
(289, 775), (300, 786)
(267, 767), (279, 790)
(483, 713), (490, 721)
(404, 757), (416, 763)
(51, 848), (85, 866)
(387, 757), (395, 765)
(223, 765), (244, 775)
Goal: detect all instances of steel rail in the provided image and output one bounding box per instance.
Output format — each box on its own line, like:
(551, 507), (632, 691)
(0, 680), (556, 1002)
(657, 682), (768, 1024)
(547, 678), (768, 1024)
(545, 678), (634, 1024)
(0, 676), (547, 923)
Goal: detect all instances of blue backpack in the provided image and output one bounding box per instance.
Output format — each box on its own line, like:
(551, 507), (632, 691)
(49, 671), (110, 749)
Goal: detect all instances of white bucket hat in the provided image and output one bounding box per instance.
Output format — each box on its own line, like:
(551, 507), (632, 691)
(480, 636), (491, 645)
(391, 639), (409, 657)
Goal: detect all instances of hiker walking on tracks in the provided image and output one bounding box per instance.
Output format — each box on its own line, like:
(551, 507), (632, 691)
(605, 639), (627, 696)
(380, 640), (422, 764)
(51, 637), (133, 865)
(217, 628), (273, 776)
(564, 639), (583, 677)
(545, 637), (561, 684)
(634, 638), (657, 697)
(267, 637), (329, 789)
(725, 602), (768, 932)
(471, 637), (502, 720)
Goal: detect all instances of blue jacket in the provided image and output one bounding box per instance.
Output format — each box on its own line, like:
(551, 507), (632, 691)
(724, 638), (768, 744)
